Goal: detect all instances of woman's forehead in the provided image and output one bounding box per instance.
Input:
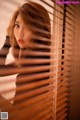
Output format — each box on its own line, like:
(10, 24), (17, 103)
(15, 13), (29, 26)
(16, 14), (23, 22)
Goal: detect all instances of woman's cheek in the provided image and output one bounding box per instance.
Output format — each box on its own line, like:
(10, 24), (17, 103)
(14, 28), (16, 38)
(14, 29), (18, 40)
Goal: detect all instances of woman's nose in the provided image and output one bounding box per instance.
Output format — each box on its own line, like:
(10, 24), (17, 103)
(19, 28), (24, 38)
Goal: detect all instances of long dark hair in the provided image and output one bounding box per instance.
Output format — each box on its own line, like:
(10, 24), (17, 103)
(7, 1), (51, 59)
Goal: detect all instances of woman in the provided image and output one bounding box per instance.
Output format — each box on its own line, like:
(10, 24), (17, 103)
(0, 1), (51, 106)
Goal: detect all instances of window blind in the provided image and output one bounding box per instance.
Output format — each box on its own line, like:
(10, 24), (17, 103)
(0, 0), (54, 120)
(53, 2), (76, 120)
(0, 0), (77, 120)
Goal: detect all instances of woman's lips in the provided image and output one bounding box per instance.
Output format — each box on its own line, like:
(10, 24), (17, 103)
(18, 39), (24, 44)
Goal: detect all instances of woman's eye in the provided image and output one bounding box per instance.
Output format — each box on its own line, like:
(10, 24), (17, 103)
(14, 24), (20, 28)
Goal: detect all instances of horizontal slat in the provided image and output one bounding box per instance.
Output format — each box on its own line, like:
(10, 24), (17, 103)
(57, 108), (68, 119)
(65, 22), (75, 31)
(0, 61), (72, 77)
(66, 11), (75, 22)
(40, 0), (53, 8)
(66, 6), (76, 15)
(57, 97), (68, 106)
(14, 97), (53, 119)
(19, 102), (53, 119)
(57, 93), (69, 102)
(66, 9), (75, 19)
(67, 4), (76, 11)
(36, 111), (53, 120)
(35, 0), (53, 14)
(54, 4), (64, 14)
(57, 102), (68, 112)
(58, 81), (69, 88)
(66, 16), (75, 26)
(58, 113), (67, 120)
(0, 73), (69, 85)
(15, 91), (53, 109)
(65, 27), (74, 34)
(30, 106), (52, 120)
(59, 47), (72, 51)
(1, 80), (53, 93)
(61, 42), (72, 46)
(22, 98), (53, 113)
(57, 86), (69, 95)
(0, 95), (53, 120)
(0, 65), (51, 77)
(15, 71), (54, 83)
(10, 85), (53, 103)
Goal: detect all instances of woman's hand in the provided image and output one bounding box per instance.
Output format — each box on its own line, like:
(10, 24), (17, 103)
(0, 36), (11, 65)
(3, 35), (11, 48)
(1, 35), (11, 56)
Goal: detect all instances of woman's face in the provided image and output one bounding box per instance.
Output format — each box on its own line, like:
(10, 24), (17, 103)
(14, 14), (32, 49)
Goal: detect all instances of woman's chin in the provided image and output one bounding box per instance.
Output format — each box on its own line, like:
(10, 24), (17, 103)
(19, 45), (26, 49)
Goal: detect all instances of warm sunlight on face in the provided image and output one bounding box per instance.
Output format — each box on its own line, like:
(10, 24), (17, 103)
(14, 14), (32, 49)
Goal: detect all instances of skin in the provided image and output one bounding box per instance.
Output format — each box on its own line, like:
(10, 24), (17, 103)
(14, 14), (32, 49)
